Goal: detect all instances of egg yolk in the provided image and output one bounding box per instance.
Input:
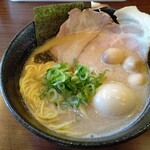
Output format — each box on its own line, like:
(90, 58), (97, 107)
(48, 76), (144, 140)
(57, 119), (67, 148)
(93, 83), (137, 117)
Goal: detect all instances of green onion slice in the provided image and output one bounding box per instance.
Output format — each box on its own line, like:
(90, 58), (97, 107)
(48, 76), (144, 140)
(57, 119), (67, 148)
(40, 61), (106, 109)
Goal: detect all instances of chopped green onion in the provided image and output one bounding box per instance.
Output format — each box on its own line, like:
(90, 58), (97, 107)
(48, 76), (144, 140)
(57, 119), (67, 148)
(40, 62), (106, 109)
(84, 84), (96, 98)
(75, 65), (89, 81)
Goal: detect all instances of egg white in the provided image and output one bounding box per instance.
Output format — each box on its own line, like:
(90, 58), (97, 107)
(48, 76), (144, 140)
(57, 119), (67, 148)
(93, 82), (138, 118)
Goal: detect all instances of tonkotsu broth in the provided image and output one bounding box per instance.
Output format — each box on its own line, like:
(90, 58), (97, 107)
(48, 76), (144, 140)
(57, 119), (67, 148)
(19, 31), (150, 138)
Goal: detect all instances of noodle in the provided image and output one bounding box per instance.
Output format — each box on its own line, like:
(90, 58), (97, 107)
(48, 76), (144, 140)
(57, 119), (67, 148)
(20, 61), (80, 136)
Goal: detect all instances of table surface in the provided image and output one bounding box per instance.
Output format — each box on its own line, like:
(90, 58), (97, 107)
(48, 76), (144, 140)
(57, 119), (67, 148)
(1, 0), (150, 150)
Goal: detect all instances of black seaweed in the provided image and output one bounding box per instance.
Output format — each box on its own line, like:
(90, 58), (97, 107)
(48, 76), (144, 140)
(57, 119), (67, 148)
(34, 51), (54, 63)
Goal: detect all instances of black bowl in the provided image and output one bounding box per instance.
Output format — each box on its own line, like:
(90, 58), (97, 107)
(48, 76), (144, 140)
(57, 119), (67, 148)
(1, 9), (150, 148)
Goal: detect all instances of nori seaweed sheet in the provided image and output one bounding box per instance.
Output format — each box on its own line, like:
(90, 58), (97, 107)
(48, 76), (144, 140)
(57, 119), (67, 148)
(33, 2), (84, 45)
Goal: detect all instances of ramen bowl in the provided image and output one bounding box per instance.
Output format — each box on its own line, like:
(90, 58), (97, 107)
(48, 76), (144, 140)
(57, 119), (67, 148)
(1, 7), (150, 148)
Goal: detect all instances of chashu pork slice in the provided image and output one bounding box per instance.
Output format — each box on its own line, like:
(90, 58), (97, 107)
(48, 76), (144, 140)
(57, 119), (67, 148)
(78, 6), (150, 74)
(57, 8), (114, 37)
(49, 8), (116, 64)
(78, 31), (146, 74)
(50, 31), (99, 64)
(114, 6), (150, 60)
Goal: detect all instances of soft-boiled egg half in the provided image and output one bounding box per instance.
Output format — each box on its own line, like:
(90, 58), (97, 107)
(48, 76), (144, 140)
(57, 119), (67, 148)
(101, 48), (125, 65)
(128, 73), (147, 86)
(122, 56), (143, 72)
(93, 83), (138, 118)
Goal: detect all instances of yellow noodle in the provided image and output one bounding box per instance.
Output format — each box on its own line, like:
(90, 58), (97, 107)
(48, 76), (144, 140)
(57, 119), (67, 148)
(37, 113), (58, 120)
(48, 120), (74, 130)
(37, 117), (58, 123)
(20, 60), (84, 136)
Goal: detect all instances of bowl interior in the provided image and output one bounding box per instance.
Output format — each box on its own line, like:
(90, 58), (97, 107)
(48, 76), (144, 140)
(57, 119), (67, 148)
(1, 9), (150, 148)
